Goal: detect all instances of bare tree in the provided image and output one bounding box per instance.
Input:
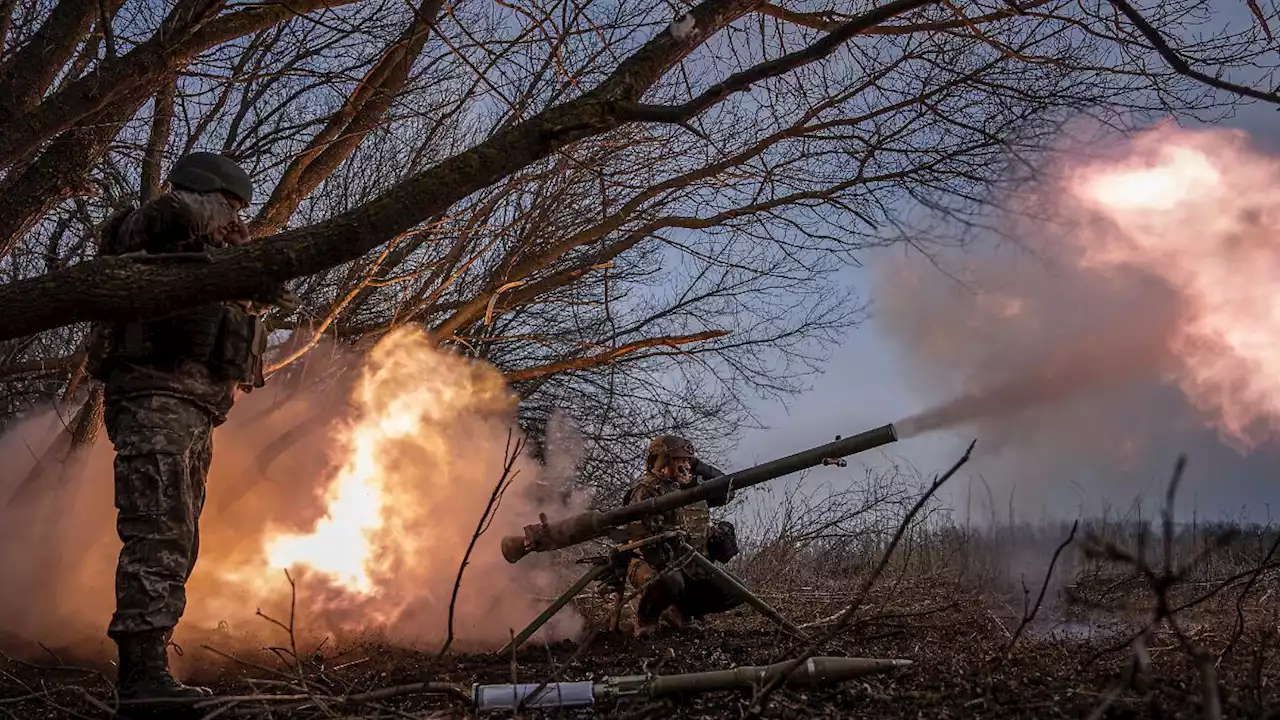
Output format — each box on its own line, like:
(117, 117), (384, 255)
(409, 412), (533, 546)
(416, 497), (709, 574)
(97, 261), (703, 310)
(0, 0), (1276, 494)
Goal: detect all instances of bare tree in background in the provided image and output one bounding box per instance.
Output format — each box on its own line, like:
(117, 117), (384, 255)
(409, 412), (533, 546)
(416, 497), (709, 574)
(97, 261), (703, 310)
(0, 0), (1275, 497)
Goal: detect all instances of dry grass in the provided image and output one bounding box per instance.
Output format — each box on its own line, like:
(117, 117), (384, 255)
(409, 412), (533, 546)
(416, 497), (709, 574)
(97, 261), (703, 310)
(3, 466), (1279, 718)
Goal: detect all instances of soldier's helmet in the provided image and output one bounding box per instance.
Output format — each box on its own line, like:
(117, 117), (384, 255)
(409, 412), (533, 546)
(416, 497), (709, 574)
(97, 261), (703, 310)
(166, 152), (254, 206)
(646, 435), (695, 467)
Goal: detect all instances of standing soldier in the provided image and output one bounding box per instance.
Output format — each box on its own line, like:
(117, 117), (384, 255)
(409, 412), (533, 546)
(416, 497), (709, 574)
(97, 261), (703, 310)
(623, 435), (743, 636)
(87, 152), (294, 702)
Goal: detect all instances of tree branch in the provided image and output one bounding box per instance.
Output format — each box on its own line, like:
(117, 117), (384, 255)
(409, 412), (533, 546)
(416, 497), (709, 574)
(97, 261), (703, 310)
(0, 0), (365, 169)
(1107, 0), (1280, 105)
(633, 0), (941, 124)
(139, 78), (177, 204)
(502, 330), (729, 382)
(439, 430), (524, 658)
(0, 100), (135, 256)
(250, 0), (445, 235)
(0, 0), (767, 341)
(0, 0), (122, 116)
(759, 0), (1049, 34)
(1002, 519), (1079, 662)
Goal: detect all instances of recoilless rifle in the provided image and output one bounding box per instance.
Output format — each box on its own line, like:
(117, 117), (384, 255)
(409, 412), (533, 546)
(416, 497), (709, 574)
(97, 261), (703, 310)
(496, 423), (900, 656)
(502, 423), (898, 562)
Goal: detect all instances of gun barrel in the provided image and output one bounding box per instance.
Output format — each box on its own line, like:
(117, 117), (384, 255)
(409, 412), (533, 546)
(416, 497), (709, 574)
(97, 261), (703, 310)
(501, 423), (898, 563)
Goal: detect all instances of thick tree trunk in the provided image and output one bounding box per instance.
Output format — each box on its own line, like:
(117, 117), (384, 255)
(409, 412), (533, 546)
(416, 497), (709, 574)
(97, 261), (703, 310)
(0, 0), (937, 342)
(0, 0), (120, 117)
(139, 79), (177, 203)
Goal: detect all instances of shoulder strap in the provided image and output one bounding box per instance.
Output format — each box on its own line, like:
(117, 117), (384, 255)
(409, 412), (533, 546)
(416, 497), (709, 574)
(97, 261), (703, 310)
(622, 472), (658, 505)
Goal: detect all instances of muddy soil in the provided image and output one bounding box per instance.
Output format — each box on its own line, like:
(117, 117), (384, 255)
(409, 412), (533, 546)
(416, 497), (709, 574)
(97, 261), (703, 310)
(2, 579), (1275, 718)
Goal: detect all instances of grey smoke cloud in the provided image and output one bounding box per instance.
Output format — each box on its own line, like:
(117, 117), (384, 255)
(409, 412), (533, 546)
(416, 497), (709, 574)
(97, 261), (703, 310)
(871, 126), (1280, 523)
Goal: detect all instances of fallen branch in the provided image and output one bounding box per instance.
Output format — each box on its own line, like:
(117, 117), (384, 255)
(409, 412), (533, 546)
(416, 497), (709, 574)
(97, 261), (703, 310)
(116, 682), (471, 709)
(1002, 519), (1079, 662)
(1079, 455), (1225, 720)
(1219, 532), (1280, 662)
(745, 439), (976, 717)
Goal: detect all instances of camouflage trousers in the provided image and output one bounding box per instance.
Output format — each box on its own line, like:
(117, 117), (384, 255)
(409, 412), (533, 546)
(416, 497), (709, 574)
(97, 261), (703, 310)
(628, 558), (743, 622)
(103, 393), (212, 639)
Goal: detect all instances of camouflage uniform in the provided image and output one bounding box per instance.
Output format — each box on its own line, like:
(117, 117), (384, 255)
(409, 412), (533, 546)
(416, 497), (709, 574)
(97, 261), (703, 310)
(624, 436), (742, 630)
(88, 153), (277, 702)
(103, 394), (213, 638)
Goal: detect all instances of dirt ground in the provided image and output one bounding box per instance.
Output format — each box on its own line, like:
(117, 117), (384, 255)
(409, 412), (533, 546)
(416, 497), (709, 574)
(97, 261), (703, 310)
(2, 576), (1276, 719)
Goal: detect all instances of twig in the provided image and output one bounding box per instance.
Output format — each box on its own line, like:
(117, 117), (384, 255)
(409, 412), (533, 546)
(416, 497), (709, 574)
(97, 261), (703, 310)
(1246, 0), (1273, 42)
(34, 643), (62, 666)
(1003, 519), (1079, 662)
(1081, 455), (1224, 720)
(745, 439), (976, 717)
(199, 645), (300, 683)
(1219, 532), (1280, 662)
(800, 600), (959, 630)
(119, 682), (470, 708)
(438, 429), (526, 658)
(1086, 627), (1152, 720)
(509, 628), (519, 709)
(1107, 0), (1280, 105)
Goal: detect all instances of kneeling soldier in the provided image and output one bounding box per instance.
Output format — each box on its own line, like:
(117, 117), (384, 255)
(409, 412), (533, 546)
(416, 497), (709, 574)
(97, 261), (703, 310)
(623, 435), (742, 636)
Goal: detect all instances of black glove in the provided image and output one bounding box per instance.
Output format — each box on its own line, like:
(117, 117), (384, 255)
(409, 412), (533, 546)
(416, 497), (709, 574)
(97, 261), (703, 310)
(639, 541), (675, 571)
(706, 521), (739, 563)
(250, 284), (300, 314)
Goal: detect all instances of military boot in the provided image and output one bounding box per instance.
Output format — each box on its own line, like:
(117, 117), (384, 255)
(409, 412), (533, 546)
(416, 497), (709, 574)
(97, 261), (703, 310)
(660, 605), (685, 629)
(632, 614), (660, 638)
(115, 629), (213, 702)
(661, 606), (704, 633)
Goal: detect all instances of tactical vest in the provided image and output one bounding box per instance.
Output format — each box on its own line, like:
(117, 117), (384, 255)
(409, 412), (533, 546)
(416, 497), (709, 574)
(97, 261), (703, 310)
(675, 499), (711, 551)
(87, 201), (266, 390)
(625, 472), (712, 551)
(88, 304), (266, 389)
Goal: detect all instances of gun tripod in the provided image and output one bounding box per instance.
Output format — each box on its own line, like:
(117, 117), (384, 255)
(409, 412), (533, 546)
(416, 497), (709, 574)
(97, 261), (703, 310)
(499, 530), (809, 656)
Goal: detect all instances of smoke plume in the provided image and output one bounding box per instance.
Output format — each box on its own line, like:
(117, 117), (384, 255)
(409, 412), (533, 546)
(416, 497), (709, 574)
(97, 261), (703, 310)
(0, 328), (589, 669)
(878, 121), (1280, 519)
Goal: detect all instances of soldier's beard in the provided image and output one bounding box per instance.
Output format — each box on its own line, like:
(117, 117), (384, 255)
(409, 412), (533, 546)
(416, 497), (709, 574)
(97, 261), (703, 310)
(675, 466), (694, 486)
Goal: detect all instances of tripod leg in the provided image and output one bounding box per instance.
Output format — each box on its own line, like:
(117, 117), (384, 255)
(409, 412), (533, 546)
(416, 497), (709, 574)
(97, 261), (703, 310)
(607, 580), (630, 632)
(685, 550), (809, 640)
(500, 563), (611, 657)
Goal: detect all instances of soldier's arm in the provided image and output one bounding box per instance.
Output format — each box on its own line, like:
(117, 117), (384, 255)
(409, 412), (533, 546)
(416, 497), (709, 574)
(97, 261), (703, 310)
(136, 194), (208, 253)
(138, 192), (248, 254)
(623, 481), (667, 537)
